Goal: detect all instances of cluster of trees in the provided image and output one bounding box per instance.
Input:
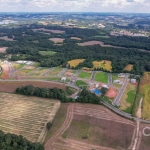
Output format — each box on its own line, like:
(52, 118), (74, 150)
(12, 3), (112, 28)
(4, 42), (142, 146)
(15, 85), (102, 105)
(0, 130), (44, 150)
(76, 88), (101, 104)
(16, 85), (72, 103)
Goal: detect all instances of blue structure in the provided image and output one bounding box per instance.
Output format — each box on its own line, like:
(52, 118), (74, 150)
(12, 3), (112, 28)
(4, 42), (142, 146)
(93, 89), (102, 95)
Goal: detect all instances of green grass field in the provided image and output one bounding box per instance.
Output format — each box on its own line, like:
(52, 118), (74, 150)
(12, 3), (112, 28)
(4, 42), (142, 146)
(112, 74), (118, 80)
(78, 71), (92, 79)
(94, 72), (108, 83)
(39, 51), (56, 56)
(76, 80), (88, 87)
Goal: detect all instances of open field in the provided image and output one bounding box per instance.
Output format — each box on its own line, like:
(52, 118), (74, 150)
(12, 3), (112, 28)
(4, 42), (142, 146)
(78, 70), (92, 79)
(45, 104), (136, 150)
(138, 123), (150, 150)
(49, 38), (64, 43)
(0, 47), (8, 53)
(120, 82), (137, 113)
(39, 51), (57, 56)
(68, 59), (85, 68)
(139, 72), (150, 119)
(33, 28), (65, 34)
(0, 81), (66, 93)
(29, 68), (50, 77)
(124, 64), (134, 71)
(11, 62), (25, 70)
(71, 37), (81, 40)
(76, 80), (88, 87)
(78, 41), (104, 46)
(0, 36), (14, 41)
(94, 72), (108, 83)
(0, 92), (60, 142)
(46, 67), (63, 76)
(93, 60), (112, 71)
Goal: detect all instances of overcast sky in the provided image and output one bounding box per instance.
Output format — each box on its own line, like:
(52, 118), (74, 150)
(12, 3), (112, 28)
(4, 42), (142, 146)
(0, 0), (150, 13)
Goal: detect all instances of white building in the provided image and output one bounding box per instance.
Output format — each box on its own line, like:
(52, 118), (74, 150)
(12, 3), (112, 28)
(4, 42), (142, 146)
(61, 77), (67, 82)
(131, 79), (136, 84)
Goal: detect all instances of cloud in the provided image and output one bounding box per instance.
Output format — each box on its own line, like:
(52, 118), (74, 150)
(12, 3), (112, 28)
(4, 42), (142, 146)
(0, 0), (150, 12)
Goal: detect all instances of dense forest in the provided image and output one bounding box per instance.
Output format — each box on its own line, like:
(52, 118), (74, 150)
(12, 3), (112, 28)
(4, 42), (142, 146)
(0, 24), (150, 74)
(0, 130), (44, 150)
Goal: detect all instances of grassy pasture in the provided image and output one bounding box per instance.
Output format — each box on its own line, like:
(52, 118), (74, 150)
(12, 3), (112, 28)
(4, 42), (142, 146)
(140, 72), (150, 119)
(93, 60), (112, 72)
(124, 64), (133, 71)
(78, 71), (92, 79)
(39, 51), (56, 56)
(0, 93), (60, 142)
(120, 83), (137, 113)
(76, 80), (88, 87)
(94, 72), (108, 83)
(68, 59), (85, 68)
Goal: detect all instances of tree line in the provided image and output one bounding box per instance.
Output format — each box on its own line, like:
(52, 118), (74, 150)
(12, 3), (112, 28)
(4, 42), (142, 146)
(0, 130), (44, 150)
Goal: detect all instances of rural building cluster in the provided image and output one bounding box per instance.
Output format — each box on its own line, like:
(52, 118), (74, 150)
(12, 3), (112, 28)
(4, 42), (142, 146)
(110, 30), (147, 37)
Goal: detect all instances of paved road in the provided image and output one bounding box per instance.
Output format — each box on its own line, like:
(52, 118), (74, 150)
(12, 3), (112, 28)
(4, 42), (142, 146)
(90, 71), (96, 81)
(27, 67), (41, 76)
(70, 69), (81, 84)
(57, 68), (68, 77)
(113, 74), (129, 106)
(108, 73), (112, 86)
(42, 68), (53, 76)
(102, 100), (150, 124)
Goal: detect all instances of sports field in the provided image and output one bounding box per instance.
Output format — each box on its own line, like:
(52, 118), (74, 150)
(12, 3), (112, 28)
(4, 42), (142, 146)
(0, 93), (60, 142)
(94, 72), (108, 83)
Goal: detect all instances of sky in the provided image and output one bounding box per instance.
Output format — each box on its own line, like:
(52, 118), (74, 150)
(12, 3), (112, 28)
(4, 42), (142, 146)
(0, 0), (150, 13)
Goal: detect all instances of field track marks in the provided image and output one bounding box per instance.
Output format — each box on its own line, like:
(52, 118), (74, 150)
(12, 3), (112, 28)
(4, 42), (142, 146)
(73, 104), (134, 125)
(44, 105), (73, 150)
(53, 138), (115, 150)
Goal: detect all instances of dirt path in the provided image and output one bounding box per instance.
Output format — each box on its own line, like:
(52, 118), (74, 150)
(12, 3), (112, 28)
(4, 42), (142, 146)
(136, 98), (143, 118)
(132, 121), (140, 150)
(44, 105), (74, 150)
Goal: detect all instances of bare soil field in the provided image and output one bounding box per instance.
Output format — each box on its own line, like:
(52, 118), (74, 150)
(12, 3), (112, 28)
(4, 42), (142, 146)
(0, 36), (14, 41)
(71, 37), (81, 40)
(0, 92), (60, 142)
(0, 81), (66, 93)
(45, 103), (136, 150)
(0, 47), (8, 53)
(33, 28), (65, 34)
(137, 123), (150, 150)
(49, 38), (64, 43)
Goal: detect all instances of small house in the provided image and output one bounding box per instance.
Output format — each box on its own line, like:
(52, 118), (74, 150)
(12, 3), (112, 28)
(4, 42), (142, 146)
(61, 77), (67, 82)
(131, 79), (136, 84)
